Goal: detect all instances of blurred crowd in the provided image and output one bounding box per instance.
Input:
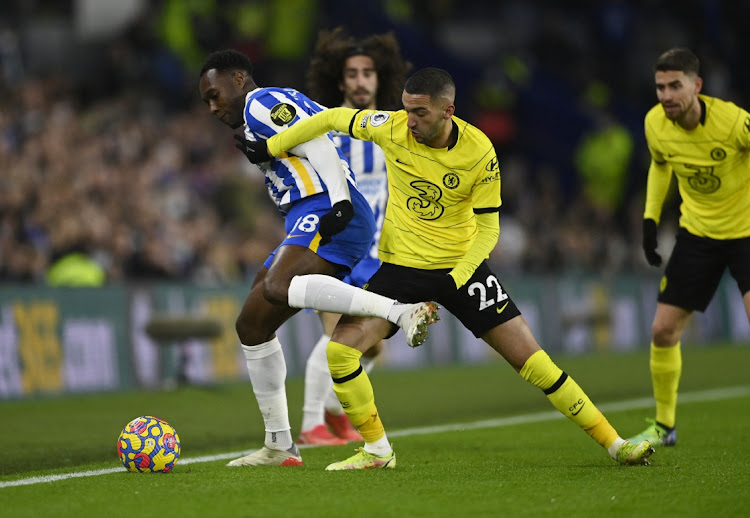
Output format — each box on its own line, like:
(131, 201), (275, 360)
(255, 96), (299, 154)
(1, 0), (747, 285)
(0, 82), (287, 284)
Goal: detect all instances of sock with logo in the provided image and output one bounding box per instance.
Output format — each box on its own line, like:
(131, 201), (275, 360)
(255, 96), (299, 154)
(326, 340), (387, 445)
(325, 353), (375, 414)
(520, 350), (619, 449)
(650, 341), (682, 429)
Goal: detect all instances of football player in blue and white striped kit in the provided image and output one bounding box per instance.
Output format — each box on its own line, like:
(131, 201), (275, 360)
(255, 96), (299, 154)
(296, 28), (412, 446)
(198, 49), (436, 467)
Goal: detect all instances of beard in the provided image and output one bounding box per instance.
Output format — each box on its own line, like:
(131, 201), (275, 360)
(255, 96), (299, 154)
(347, 90), (373, 110)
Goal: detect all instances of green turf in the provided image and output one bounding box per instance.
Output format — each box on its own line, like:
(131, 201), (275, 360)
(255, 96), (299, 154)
(2, 343), (749, 517)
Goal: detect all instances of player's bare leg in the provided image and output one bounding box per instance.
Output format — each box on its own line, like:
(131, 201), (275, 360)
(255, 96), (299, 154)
(228, 247), (340, 467)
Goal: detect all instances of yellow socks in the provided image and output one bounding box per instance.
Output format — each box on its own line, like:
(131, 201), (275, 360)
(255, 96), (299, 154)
(520, 350), (619, 449)
(650, 342), (681, 428)
(326, 341), (384, 443)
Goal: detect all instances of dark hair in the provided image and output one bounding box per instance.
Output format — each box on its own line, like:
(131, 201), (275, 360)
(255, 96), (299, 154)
(654, 47), (700, 75)
(306, 27), (411, 110)
(199, 49), (254, 78)
(404, 68), (455, 99)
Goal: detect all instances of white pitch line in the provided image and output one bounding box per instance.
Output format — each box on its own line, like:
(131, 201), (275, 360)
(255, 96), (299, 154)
(2, 384), (748, 489)
(0, 467), (125, 488)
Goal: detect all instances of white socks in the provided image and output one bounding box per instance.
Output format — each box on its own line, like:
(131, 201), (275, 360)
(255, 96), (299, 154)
(607, 437), (627, 459)
(288, 274), (402, 323)
(364, 434), (392, 456)
(241, 337), (293, 450)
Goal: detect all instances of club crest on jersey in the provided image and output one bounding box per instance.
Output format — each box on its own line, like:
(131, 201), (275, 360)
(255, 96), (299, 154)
(369, 112), (390, 127)
(270, 103), (297, 126)
(443, 172), (459, 189)
(710, 147), (726, 161)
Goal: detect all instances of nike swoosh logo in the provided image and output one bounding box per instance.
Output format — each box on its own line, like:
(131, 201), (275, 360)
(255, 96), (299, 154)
(287, 234), (306, 238)
(496, 301), (509, 314)
(395, 158), (411, 165)
(572, 402), (586, 416)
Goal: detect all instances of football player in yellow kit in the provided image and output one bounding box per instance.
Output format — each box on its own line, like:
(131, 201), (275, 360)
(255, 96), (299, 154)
(237, 67), (655, 469)
(630, 47), (750, 446)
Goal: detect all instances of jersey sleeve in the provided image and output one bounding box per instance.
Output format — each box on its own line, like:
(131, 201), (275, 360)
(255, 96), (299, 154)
(644, 116), (667, 164)
(289, 138), (351, 205)
(643, 161), (672, 223)
(244, 90), (304, 140)
(267, 107), (358, 156)
(643, 114), (671, 222)
(449, 211), (499, 288)
(348, 110), (394, 144)
(449, 150), (502, 288)
(731, 107), (750, 150)
(472, 151), (502, 212)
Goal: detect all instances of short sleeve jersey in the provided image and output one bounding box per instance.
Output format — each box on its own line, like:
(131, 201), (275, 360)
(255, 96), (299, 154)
(644, 94), (750, 238)
(349, 110), (501, 269)
(243, 87), (356, 215)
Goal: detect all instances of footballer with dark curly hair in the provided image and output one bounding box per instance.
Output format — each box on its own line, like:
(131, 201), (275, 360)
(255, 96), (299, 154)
(306, 27), (410, 111)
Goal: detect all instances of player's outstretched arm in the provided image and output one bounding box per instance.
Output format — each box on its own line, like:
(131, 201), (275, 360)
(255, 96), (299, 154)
(267, 107), (359, 156)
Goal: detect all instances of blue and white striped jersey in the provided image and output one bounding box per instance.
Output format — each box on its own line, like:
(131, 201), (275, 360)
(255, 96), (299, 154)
(243, 87), (356, 215)
(332, 133), (388, 261)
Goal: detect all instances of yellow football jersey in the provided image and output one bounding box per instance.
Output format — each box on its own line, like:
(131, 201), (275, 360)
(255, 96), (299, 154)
(644, 94), (750, 239)
(350, 110), (500, 269)
(268, 107), (501, 269)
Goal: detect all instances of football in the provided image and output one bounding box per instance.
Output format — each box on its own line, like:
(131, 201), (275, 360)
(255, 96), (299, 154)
(117, 416), (181, 473)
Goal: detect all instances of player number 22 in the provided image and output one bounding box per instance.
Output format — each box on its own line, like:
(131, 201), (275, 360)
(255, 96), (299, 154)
(468, 275), (508, 311)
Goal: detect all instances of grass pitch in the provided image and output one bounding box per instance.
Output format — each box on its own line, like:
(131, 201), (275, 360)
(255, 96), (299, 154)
(1, 344), (749, 517)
